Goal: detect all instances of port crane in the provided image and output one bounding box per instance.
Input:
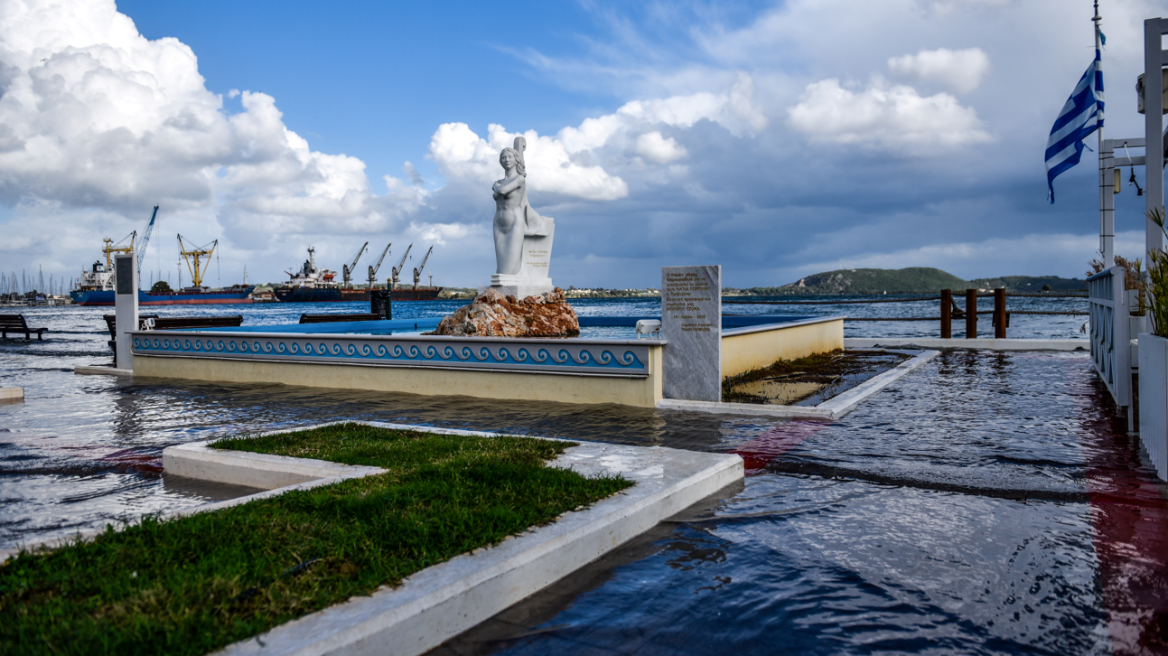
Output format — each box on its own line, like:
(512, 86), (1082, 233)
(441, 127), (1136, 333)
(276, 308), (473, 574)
(135, 206), (159, 280)
(367, 242), (391, 288)
(341, 241), (368, 288)
(102, 232), (136, 270)
(412, 246), (433, 289)
(390, 243), (412, 288)
(177, 234), (217, 289)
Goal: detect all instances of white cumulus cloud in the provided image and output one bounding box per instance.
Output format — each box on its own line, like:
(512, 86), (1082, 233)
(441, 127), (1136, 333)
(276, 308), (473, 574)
(428, 122), (629, 201)
(888, 47), (990, 93)
(916, 0), (1013, 14)
(634, 131), (687, 163)
(786, 77), (991, 152)
(427, 72), (765, 200)
(0, 0), (425, 257)
(406, 221), (483, 246)
(557, 72), (767, 153)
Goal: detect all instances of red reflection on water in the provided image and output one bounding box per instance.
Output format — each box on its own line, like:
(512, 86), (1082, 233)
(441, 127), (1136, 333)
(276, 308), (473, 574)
(732, 419), (832, 474)
(1074, 360), (1168, 655)
(96, 448), (163, 473)
(0, 434), (163, 474)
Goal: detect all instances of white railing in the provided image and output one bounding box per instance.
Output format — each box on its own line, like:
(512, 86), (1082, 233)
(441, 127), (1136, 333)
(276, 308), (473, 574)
(1087, 266), (1132, 416)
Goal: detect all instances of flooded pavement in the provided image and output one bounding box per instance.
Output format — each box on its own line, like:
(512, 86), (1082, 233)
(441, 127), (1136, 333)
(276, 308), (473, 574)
(434, 352), (1168, 656)
(724, 349), (915, 406)
(6, 299), (1163, 654)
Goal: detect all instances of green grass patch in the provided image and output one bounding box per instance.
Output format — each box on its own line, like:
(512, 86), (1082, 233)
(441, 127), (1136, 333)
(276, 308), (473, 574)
(0, 423), (631, 656)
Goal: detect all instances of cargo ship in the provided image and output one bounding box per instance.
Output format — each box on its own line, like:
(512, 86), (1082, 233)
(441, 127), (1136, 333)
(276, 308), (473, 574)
(272, 247), (342, 302)
(381, 243), (442, 301)
(337, 286), (442, 302)
(274, 244), (441, 303)
(69, 209), (253, 306)
(71, 284), (255, 306)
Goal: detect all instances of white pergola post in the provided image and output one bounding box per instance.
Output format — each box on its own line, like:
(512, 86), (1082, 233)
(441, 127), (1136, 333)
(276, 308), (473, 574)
(1145, 18), (1167, 257)
(1101, 139), (1116, 267)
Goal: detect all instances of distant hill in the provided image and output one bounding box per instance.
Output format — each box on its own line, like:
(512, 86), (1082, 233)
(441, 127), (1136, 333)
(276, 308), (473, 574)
(969, 275), (1086, 291)
(734, 267), (1086, 295)
(760, 267), (971, 295)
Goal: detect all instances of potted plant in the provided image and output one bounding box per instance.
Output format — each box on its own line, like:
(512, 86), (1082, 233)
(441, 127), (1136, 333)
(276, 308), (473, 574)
(1139, 207), (1168, 479)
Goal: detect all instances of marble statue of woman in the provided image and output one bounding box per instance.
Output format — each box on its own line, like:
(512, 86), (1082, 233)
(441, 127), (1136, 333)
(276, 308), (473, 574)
(492, 137), (551, 275)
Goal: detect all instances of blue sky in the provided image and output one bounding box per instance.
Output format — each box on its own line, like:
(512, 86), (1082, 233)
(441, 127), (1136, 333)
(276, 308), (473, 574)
(117, 1), (617, 183)
(0, 0), (1163, 289)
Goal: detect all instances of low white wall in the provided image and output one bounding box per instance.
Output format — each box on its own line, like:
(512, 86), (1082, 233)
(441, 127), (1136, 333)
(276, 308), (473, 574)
(722, 317), (845, 379)
(1139, 333), (1168, 480)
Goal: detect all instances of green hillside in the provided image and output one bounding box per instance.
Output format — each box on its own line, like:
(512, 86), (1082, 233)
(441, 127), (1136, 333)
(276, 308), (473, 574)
(734, 268), (1086, 295)
(969, 275), (1086, 291)
(770, 267), (971, 295)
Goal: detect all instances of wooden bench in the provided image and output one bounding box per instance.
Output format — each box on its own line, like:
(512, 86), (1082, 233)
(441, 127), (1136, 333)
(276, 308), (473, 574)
(0, 314), (48, 340)
(299, 313), (382, 324)
(103, 314), (158, 341)
(103, 315), (243, 350)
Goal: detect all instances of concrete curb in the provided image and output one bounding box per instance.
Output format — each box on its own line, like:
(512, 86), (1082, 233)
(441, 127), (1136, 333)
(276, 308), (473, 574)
(817, 349), (939, 418)
(74, 366), (134, 376)
(844, 338), (1087, 351)
(163, 442), (385, 490)
(657, 350), (939, 420)
(657, 398), (833, 419)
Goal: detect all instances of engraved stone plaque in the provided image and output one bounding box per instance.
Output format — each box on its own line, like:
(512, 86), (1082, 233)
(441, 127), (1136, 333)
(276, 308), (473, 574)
(114, 253), (138, 370)
(116, 257), (134, 295)
(661, 265), (721, 401)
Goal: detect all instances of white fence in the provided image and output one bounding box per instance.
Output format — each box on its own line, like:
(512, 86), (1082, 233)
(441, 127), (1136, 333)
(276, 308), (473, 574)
(1087, 266), (1132, 418)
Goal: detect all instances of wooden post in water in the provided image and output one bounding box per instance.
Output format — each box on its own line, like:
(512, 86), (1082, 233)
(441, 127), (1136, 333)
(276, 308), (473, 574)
(940, 289), (952, 338)
(965, 289), (978, 339)
(993, 288), (1007, 339)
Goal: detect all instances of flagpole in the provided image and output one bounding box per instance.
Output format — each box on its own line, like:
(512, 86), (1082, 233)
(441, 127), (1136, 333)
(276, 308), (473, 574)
(1094, 0), (1113, 267)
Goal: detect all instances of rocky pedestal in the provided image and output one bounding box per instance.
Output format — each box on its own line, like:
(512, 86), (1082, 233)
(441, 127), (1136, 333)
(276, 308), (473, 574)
(432, 287), (580, 338)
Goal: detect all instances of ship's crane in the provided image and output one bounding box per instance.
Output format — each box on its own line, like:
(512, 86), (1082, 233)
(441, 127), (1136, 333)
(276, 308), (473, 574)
(177, 234), (217, 289)
(103, 231), (136, 269)
(341, 241), (368, 288)
(390, 243), (412, 287)
(135, 206), (159, 281)
(412, 246), (433, 289)
(367, 242), (391, 288)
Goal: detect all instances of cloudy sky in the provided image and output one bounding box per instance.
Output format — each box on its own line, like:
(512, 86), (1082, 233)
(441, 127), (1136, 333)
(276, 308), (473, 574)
(0, 0), (1162, 289)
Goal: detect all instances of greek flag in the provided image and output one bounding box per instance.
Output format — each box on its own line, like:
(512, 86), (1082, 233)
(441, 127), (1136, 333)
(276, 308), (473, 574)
(1045, 49), (1104, 202)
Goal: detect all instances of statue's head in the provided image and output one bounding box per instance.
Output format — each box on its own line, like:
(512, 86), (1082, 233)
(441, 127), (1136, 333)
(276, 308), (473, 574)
(499, 146), (525, 177)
